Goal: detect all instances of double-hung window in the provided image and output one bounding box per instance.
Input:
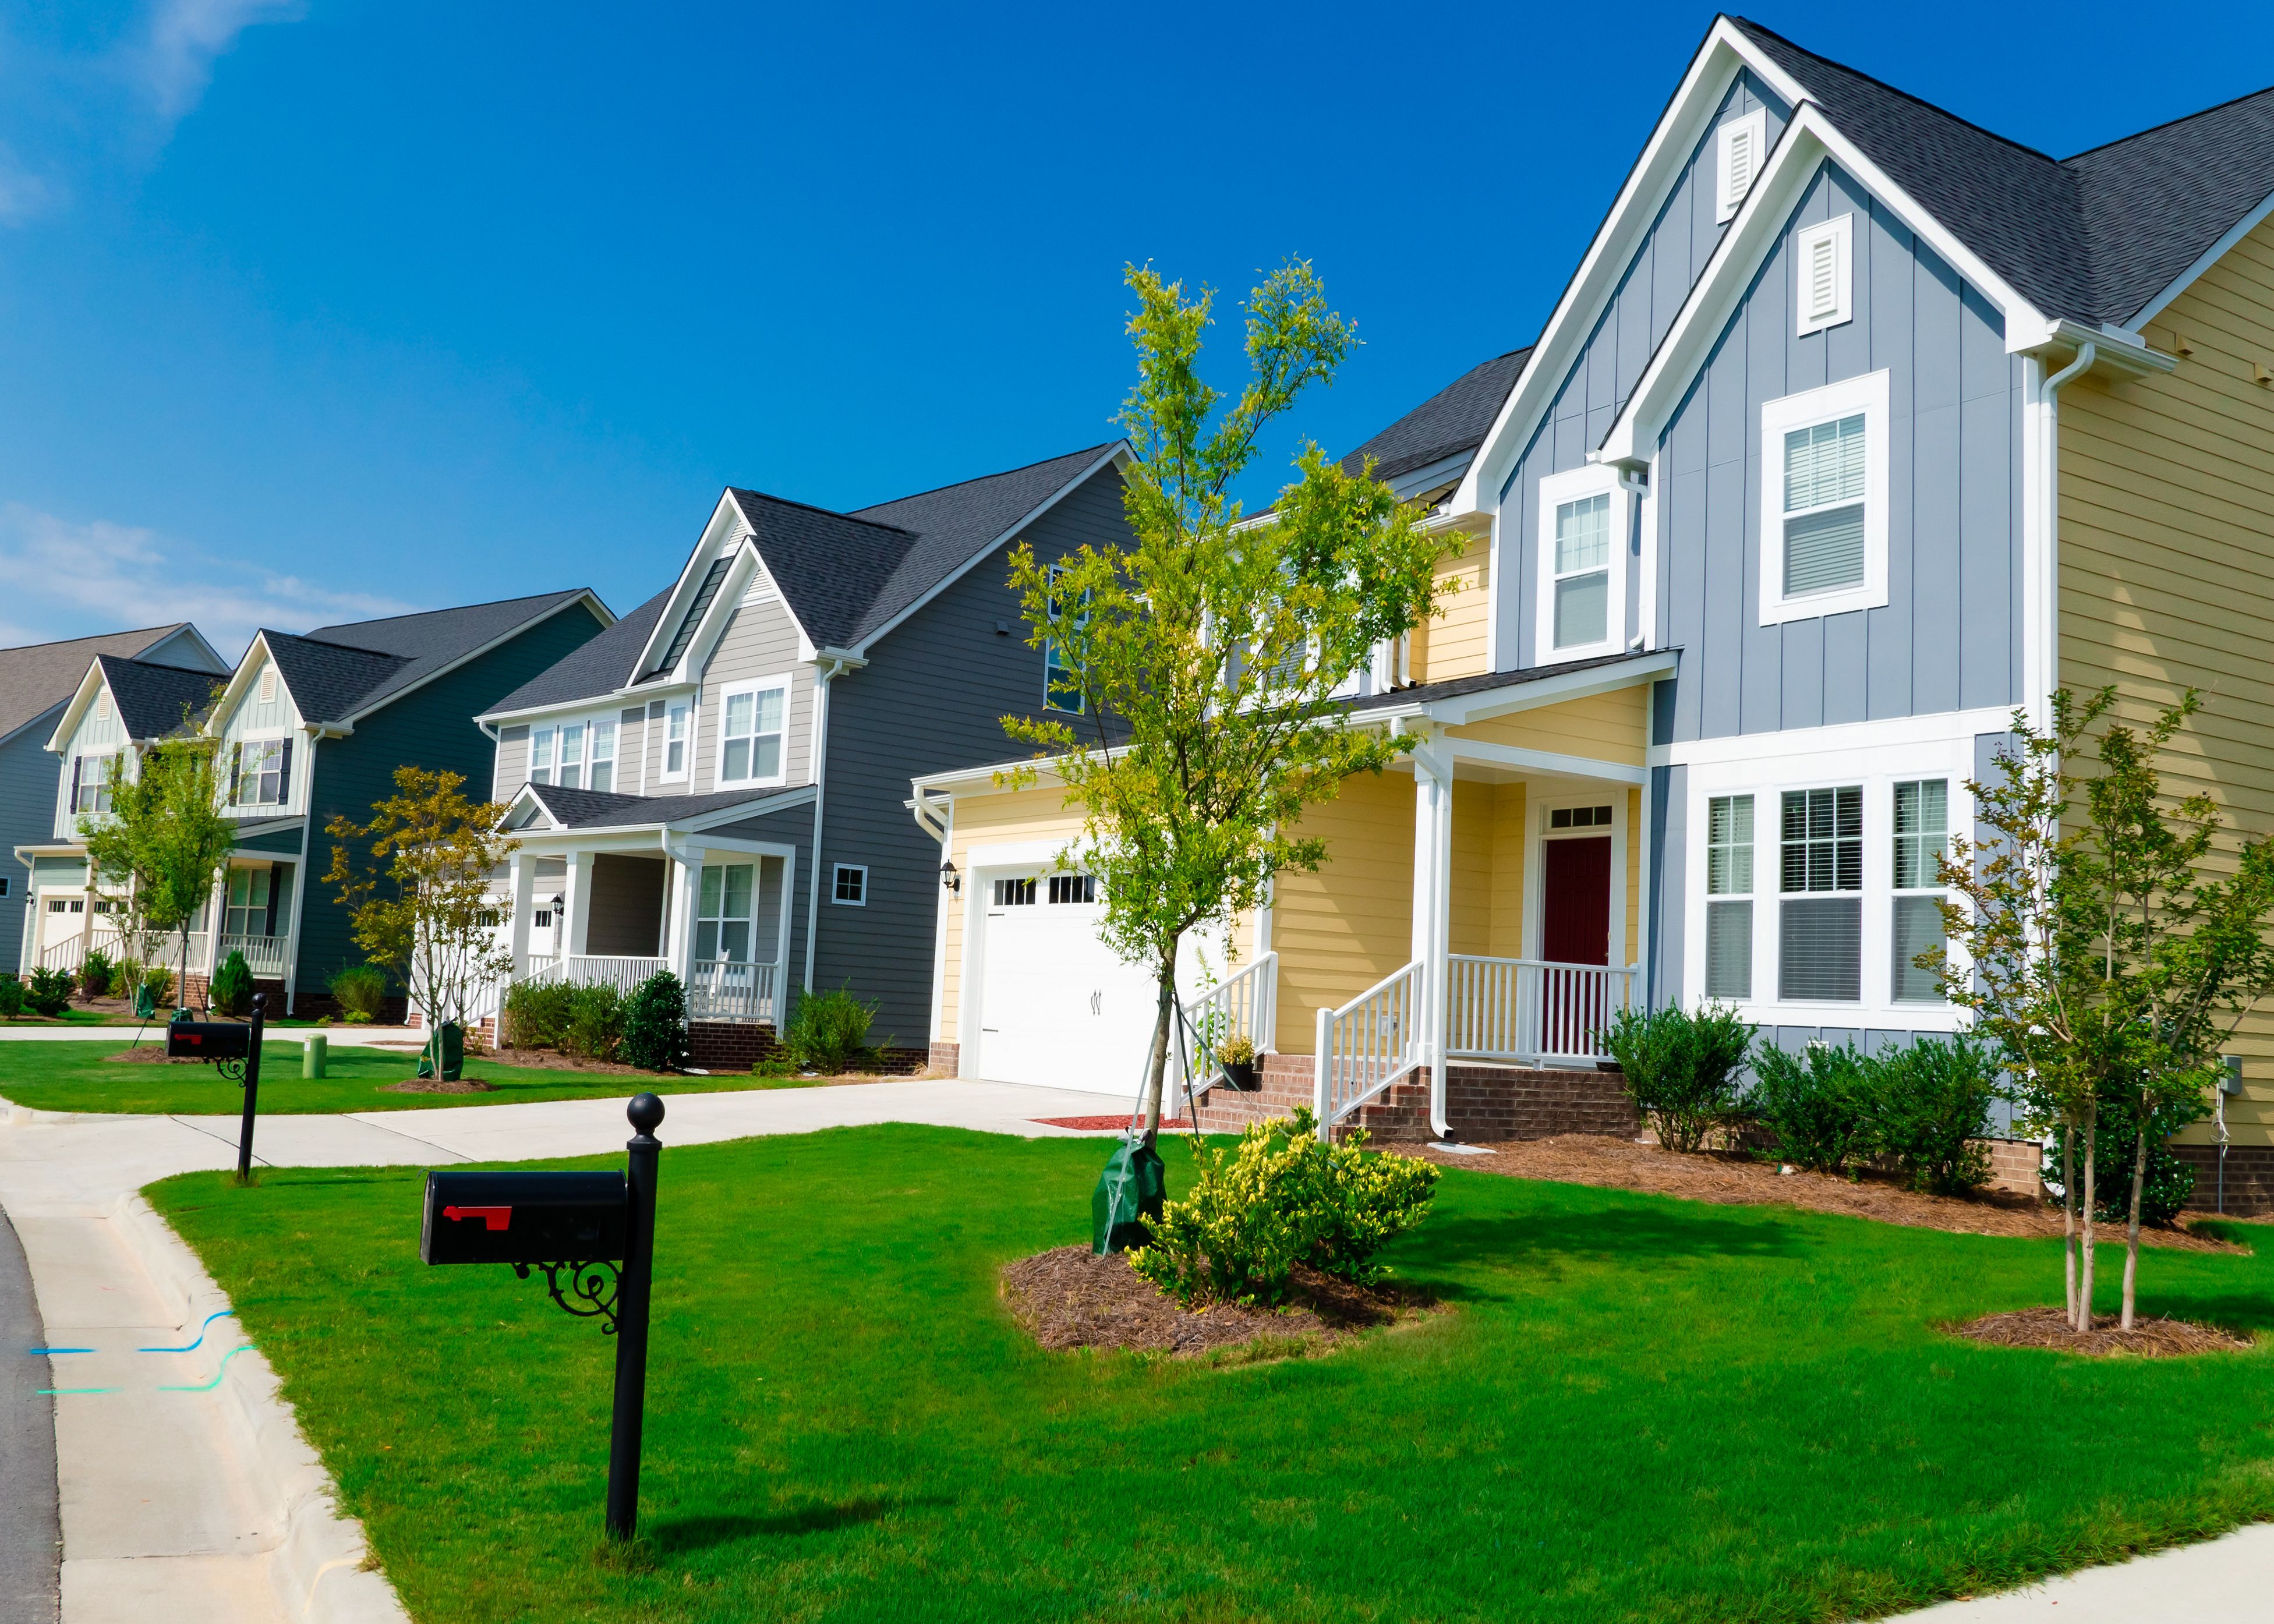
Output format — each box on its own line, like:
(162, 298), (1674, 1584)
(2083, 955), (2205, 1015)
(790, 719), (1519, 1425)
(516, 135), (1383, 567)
(1044, 564), (1088, 714)
(232, 739), (289, 807)
(557, 723), (585, 789)
(588, 720), (616, 792)
(696, 862), (754, 962)
(529, 726), (554, 785)
(1891, 779), (1949, 1002)
(661, 701), (691, 781)
(1704, 795), (1754, 1000)
(69, 755), (115, 816)
(1760, 371), (1888, 625)
(224, 868), (272, 937)
(1778, 786), (1862, 1002)
(1535, 466), (1626, 663)
(717, 680), (787, 786)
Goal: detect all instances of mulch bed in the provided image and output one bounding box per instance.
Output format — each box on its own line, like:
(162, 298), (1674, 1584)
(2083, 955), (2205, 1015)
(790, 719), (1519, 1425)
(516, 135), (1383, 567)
(480, 1046), (668, 1076)
(1000, 1244), (1436, 1358)
(380, 1078), (497, 1095)
(1410, 1134), (2242, 1253)
(102, 1045), (201, 1065)
(1950, 1304), (2253, 1357)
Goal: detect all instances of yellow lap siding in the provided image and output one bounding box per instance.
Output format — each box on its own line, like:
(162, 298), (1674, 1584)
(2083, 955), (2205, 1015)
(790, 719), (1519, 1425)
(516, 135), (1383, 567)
(1410, 536), (1490, 684)
(1489, 782), (1527, 957)
(1447, 687), (1650, 766)
(2064, 209), (2274, 1149)
(1269, 769), (1416, 1054)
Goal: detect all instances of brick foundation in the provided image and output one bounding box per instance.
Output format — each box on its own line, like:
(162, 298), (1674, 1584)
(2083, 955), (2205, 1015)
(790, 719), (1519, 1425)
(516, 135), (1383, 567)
(929, 1041), (960, 1075)
(1193, 1055), (1639, 1145)
(2174, 1143), (2274, 1216)
(687, 1021), (779, 1071)
(1981, 1137), (2043, 1198)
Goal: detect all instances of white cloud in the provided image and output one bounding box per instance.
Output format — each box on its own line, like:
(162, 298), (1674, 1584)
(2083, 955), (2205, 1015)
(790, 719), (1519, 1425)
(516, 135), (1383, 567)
(136, 0), (306, 122)
(0, 141), (61, 224)
(0, 503), (417, 659)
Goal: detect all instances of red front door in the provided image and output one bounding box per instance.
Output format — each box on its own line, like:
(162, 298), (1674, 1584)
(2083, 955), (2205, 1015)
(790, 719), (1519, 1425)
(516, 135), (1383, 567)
(1540, 836), (1612, 1056)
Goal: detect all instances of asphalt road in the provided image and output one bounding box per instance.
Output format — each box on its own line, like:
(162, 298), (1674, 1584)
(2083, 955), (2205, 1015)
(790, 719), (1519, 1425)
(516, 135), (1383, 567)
(0, 1205), (59, 1623)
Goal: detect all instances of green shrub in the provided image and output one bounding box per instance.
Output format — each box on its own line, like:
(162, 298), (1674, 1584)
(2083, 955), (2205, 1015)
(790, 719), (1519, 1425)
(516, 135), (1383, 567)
(564, 983), (625, 1062)
(1870, 1035), (2004, 1195)
(503, 979), (576, 1048)
(1130, 1107), (1440, 1307)
(1749, 1041), (1876, 1175)
(328, 964), (390, 1023)
(79, 949), (114, 999)
(24, 968), (72, 1017)
(783, 985), (879, 1074)
(2061, 1077), (2204, 1226)
(141, 964), (175, 1008)
(0, 978), (23, 1019)
(1601, 1003), (1753, 1153)
(622, 971), (687, 1072)
(209, 951), (255, 1018)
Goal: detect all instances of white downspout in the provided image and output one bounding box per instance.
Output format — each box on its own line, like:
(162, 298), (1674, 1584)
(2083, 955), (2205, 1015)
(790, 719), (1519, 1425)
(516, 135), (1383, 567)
(2034, 342), (2095, 728)
(801, 656), (853, 997)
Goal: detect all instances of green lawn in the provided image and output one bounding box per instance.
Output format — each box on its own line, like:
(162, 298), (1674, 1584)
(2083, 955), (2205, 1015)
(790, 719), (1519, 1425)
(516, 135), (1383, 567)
(150, 1126), (2274, 1624)
(0, 1039), (779, 1114)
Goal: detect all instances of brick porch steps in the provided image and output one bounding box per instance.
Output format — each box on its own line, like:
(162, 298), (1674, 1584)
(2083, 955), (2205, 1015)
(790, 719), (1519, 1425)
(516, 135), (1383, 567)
(1191, 1055), (1638, 1145)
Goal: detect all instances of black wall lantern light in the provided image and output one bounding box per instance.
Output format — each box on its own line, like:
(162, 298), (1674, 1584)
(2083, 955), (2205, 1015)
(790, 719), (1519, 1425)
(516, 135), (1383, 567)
(939, 860), (960, 895)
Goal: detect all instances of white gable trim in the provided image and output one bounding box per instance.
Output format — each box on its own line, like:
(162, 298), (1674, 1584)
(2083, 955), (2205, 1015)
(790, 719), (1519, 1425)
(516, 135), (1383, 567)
(847, 442), (1132, 660)
(1452, 19), (1807, 520)
(2126, 185), (2274, 330)
(42, 661), (115, 753)
(1595, 102), (2053, 470)
(630, 494), (818, 683)
(201, 632), (296, 742)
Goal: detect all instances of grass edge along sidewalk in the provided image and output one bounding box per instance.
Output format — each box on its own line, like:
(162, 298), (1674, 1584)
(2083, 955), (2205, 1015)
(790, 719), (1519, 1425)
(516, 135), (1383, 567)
(151, 1123), (2274, 1624)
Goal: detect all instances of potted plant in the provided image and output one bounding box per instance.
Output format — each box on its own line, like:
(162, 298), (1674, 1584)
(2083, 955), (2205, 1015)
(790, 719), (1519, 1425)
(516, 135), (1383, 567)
(1216, 1033), (1260, 1092)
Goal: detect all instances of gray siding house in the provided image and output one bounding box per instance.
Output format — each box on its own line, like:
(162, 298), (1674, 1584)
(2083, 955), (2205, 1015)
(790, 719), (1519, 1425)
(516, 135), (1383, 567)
(479, 442), (1133, 1061)
(3, 624), (228, 978)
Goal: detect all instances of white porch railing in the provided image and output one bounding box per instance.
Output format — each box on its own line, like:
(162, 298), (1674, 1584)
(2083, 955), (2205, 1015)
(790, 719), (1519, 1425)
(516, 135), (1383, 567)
(685, 959), (780, 1025)
(38, 925), (204, 975)
(518, 954), (666, 996)
(1445, 955), (1639, 1065)
(1313, 959), (1426, 1136)
(1177, 951), (1277, 1088)
(217, 934), (291, 979)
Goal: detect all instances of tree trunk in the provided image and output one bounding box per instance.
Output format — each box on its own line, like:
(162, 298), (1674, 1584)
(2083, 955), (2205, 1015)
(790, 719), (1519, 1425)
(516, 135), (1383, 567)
(1139, 945), (1181, 1145)
(2121, 1112), (2152, 1331)
(2061, 1124), (2077, 1323)
(2077, 1113), (2099, 1333)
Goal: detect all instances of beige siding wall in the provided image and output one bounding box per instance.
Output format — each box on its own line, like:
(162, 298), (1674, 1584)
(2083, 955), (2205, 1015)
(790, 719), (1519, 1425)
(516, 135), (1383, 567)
(1269, 770), (1417, 1053)
(2064, 212), (2274, 1149)
(691, 583), (814, 794)
(1409, 533), (1491, 684)
(1446, 686), (1650, 766)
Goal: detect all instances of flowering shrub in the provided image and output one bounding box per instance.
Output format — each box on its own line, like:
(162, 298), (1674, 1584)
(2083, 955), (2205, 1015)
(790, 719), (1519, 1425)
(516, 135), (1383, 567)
(1130, 1108), (1440, 1307)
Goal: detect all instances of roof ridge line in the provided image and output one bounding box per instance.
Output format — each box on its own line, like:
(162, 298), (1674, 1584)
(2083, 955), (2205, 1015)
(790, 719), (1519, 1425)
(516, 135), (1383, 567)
(728, 487), (917, 537)
(847, 440), (1122, 515)
(2060, 80), (2274, 163)
(305, 589), (587, 635)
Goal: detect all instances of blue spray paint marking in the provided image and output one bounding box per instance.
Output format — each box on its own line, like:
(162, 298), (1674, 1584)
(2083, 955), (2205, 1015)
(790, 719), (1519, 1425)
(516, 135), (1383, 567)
(38, 1386), (122, 1396)
(28, 1347), (94, 1356)
(157, 1345), (250, 1392)
(139, 1310), (235, 1354)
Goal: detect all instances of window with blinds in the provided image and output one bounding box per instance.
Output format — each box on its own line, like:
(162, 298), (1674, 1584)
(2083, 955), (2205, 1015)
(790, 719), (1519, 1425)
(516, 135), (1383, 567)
(1892, 779), (1949, 1002)
(1552, 492), (1612, 649)
(1704, 794), (1753, 1000)
(1782, 414), (1867, 596)
(1779, 785), (1862, 1002)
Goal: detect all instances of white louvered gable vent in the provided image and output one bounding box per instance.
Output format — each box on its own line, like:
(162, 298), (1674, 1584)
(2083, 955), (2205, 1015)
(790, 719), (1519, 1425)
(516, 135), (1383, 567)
(1716, 108), (1767, 223)
(1795, 214), (1854, 335)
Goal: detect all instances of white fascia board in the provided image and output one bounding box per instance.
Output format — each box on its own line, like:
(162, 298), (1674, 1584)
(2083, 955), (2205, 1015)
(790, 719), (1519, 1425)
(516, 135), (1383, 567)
(1397, 651), (1677, 728)
(2126, 186), (2274, 330)
(680, 786), (816, 832)
(338, 590), (616, 730)
(1599, 103), (2052, 468)
(1452, 21), (1808, 519)
(2038, 319), (2175, 378)
(478, 676), (697, 728)
(42, 660), (111, 753)
(498, 784), (563, 832)
(628, 493), (753, 682)
(1446, 737), (1650, 784)
(848, 442), (1131, 660)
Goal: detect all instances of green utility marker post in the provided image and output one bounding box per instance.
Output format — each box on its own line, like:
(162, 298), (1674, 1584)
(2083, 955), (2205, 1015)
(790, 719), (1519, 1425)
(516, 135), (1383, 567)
(302, 1034), (327, 1078)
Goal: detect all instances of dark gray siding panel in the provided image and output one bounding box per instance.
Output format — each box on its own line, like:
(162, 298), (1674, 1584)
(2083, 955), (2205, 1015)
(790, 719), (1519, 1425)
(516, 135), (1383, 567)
(1649, 763), (1685, 1009)
(235, 825), (303, 855)
(0, 713), (64, 975)
(1498, 72), (1792, 670)
(589, 854), (666, 957)
(1654, 161), (2021, 744)
(296, 603), (609, 1007)
(814, 468), (1136, 1041)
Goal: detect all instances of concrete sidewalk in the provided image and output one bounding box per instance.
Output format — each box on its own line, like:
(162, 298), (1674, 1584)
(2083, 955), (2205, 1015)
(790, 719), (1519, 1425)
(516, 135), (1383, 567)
(0, 1077), (1130, 1623)
(1892, 1524), (2274, 1620)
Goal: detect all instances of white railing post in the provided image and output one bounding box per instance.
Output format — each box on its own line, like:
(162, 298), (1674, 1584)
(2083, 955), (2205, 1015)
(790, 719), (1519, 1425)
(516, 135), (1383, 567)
(1313, 1004), (1332, 1142)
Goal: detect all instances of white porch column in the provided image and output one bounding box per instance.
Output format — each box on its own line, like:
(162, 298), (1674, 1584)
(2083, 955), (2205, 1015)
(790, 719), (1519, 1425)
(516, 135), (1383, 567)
(666, 845), (706, 983)
(563, 851), (596, 958)
(1409, 724), (1455, 1139)
(507, 850), (535, 973)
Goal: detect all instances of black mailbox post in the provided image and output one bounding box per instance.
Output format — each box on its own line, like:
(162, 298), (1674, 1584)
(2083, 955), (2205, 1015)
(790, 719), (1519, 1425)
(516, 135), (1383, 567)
(167, 993), (266, 1180)
(422, 1093), (666, 1541)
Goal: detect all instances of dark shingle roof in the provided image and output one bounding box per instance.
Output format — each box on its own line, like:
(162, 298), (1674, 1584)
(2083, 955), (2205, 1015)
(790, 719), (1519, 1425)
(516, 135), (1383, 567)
(522, 781), (808, 830)
(1341, 349), (1533, 487)
(258, 632), (413, 727)
(0, 624), (206, 745)
(486, 588), (675, 716)
(1345, 649), (1668, 713)
(94, 656), (223, 741)
(722, 493), (919, 653)
(1731, 18), (2274, 325)
(292, 590), (600, 719)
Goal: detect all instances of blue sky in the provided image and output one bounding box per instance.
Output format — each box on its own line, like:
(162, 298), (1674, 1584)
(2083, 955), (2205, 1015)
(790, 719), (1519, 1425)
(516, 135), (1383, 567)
(5, 2), (2274, 657)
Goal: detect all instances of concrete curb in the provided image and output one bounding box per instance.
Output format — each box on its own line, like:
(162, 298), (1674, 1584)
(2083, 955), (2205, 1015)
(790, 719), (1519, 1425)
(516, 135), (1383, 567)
(108, 1191), (411, 1624)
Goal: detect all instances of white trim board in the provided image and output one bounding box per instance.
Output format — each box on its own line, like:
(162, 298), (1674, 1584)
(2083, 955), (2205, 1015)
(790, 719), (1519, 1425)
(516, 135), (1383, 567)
(1649, 705), (2018, 770)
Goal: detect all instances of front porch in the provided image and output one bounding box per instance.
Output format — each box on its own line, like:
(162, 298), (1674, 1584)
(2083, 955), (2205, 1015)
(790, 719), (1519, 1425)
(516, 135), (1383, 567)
(16, 840), (301, 1005)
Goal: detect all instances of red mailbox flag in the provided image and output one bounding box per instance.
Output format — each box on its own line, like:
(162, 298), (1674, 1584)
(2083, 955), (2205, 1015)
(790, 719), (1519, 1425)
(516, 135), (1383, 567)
(443, 1205), (512, 1231)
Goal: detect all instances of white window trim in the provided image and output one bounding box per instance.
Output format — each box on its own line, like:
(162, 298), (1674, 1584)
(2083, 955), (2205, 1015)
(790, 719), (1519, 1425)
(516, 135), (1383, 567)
(1682, 726), (1975, 1031)
(1534, 463), (1629, 666)
(658, 698), (694, 783)
(1795, 213), (1854, 337)
(712, 676), (791, 790)
(1758, 369), (1890, 627)
(1716, 107), (1767, 224)
(832, 862), (868, 906)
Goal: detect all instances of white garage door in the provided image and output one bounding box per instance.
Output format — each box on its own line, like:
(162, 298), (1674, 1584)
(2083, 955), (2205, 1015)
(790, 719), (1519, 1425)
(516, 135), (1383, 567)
(975, 873), (1159, 1091)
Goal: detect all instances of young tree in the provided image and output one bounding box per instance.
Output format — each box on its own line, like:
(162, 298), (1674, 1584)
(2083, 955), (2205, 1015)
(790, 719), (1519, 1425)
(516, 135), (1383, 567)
(1940, 688), (2274, 1330)
(326, 767), (515, 1057)
(1005, 261), (1454, 1148)
(80, 737), (238, 1011)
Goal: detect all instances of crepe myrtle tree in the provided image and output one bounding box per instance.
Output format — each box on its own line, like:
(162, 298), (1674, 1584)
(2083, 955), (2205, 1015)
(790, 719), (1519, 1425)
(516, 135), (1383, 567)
(326, 767), (515, 1045)
(1004, 261), (1455, 1144)
(1937, 687), (2274, 1331)
(80, 734), (236, 1012)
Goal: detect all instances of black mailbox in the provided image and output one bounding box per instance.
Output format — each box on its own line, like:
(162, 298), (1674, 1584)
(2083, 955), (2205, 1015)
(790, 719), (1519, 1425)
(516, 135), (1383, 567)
(420, 1170), (628, 1266)
(167, 1021), (252, 1060)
